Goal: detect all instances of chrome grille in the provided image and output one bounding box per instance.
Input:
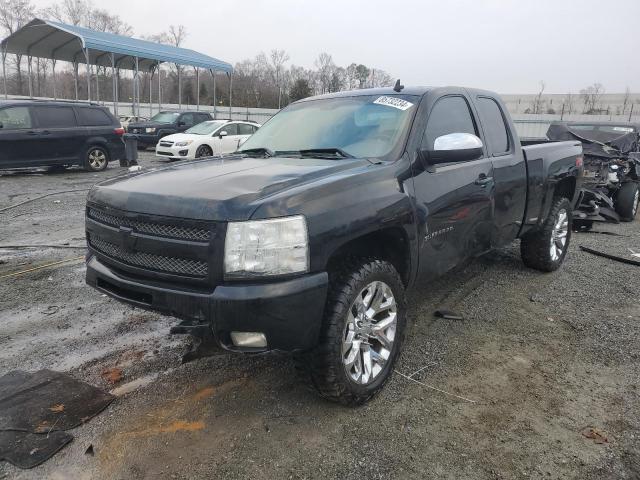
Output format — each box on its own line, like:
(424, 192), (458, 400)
(88, 208), (210, 242)
(159, 141), (174, 147)
(89, 234), (208, 277)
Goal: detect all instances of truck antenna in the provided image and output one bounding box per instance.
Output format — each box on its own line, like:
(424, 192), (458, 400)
(393, 79), (404, 92)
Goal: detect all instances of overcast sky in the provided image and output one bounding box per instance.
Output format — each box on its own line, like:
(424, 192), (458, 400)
(31, 0), (640, 94)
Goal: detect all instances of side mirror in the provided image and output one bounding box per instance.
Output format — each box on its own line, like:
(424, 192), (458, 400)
(0, 122), (3, 129)
(218, 130), (228, 137)
(419, 133), (483, 165)
(178, 121), (186, 127)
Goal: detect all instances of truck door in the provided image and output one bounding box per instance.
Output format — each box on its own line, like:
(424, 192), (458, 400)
(412, 95), (494, 281)
(473, 95), (527, 247)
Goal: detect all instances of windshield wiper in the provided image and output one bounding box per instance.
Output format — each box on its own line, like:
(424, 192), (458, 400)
(239, 147), (274, 158)
(298, 148), (354, 159)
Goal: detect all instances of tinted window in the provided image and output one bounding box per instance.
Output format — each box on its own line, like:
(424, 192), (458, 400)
(180, 113), (195, 126)
(33, 106), (76, 128)
(77, 107), (112, 126)
(423, 96), (477, 149)
(0, 107), (32, 129)
(223, 123), (238, 135)
(197, 113), (211, 123)
(476, 97), (509, 154)
(238, 123), (254, 135)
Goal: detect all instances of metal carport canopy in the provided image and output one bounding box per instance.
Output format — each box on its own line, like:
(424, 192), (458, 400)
(0, 18), (233, 72)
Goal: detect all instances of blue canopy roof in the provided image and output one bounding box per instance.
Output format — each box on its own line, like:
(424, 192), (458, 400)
(1, 18), (233, 73)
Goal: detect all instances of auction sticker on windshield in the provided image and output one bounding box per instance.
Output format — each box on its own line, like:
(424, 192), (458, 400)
(373, 96), (414, 111)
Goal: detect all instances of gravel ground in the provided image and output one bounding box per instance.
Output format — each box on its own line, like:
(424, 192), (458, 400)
(0, 153), (639, 479)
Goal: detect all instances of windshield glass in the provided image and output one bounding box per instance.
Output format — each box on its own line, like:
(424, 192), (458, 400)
(150, 112), (180, 124)
(239, 94), (419, 159)
(186, 121), (227, 135)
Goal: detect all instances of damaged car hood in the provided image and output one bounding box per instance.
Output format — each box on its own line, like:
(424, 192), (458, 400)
(88, 156), (372, 221)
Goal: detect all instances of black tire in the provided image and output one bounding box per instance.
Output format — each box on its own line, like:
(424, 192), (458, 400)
(614, 182), (639, 222)
(521, 197), (572, 272)
(85, 146), (109, 172)
(294, 258), (407, 406)
(195, 144), (213, 158)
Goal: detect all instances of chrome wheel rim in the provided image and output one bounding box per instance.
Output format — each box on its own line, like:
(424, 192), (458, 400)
(550, 208), (569, 261)
(88, 149), (107, 169)
(342, 281), (397, 385)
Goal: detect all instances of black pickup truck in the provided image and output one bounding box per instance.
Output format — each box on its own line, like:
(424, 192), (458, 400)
(127, 110), (213, 148)
(85, 86), (583, 405)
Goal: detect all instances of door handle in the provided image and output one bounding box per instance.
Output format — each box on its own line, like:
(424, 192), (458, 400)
(41, 130), (51, 135)
(474, 174), (493, 186)
(25, 130), (38, 136)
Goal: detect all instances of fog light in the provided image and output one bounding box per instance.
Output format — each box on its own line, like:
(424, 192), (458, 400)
(230, 332), (267, 348)
(179, 150), (188, 156)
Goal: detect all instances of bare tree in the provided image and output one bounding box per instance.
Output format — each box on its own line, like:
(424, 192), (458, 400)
(531, 80), (545, 115)
(562, 93), (574, 115)
(580, 82), (605, 114)
(269, 49), (289, 108)
(315, 52), (335, 94)
(0, 0), (35, 95)
(621, 86), (631, 115)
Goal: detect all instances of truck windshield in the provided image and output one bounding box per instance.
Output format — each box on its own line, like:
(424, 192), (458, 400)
(186, 121), (227, 135)
(239, 94), (419, 159)
(150, 112), (180, 124)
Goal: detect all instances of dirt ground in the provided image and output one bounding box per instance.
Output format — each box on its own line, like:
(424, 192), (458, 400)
(0, 153), (639, 480)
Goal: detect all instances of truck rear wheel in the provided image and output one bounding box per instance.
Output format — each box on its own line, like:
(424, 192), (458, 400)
(614, 182), (639, 221)
(521, 197), (572, 272)
(294, 258), (407, 406)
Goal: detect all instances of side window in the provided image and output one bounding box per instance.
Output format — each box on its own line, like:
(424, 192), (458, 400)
(423, 96), (477, 150)
(198, 113), (210, 123)
(33, 106), (76, 128)
(476, 97), (510, 154)
(0, 107), (32, 129)
(238, 123), (254, 135)
(77, 107), (112, 126)
(223, 123), (238, 135)
(180, 113), (195, 126)
(252, 125), (259, 133)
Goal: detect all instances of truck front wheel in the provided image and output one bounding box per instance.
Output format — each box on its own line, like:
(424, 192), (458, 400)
(295, 259), (407, 406)
(521, 197), (572, 272)
(614, 182), (639, 221)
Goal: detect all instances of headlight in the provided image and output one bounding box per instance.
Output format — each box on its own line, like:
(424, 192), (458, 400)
(224, 215), (308, 279)
(175, 140), (193, 147)
(145, 127), (156, 133)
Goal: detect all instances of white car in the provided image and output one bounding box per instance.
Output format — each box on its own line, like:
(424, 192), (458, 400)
(155, 120), (261, 160)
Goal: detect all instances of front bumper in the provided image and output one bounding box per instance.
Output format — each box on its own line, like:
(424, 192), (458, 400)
(155, 144), (193, 160)
(86, 255), (328, 352)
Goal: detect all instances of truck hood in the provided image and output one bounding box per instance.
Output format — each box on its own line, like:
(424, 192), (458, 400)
(88, 156), (372, 221)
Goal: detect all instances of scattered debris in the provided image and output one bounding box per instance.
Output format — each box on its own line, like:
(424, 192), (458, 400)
(395, 370), (477, 404)
(48, 404), (65, 413)
(41, 306), (61, 316)
(84, 444), (94, 456)
(0, 370), (113, 469)
(0, 257), (85, 279)
(579, 245), (640, 267)
(434, 309), (464, 321)
(0, 189), (90, 214)
(581, 427), (609, 444)
(101, 368), (123, 385)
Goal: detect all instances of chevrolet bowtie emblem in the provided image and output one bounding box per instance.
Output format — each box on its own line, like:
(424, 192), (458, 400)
(118, 226), (137, 253)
